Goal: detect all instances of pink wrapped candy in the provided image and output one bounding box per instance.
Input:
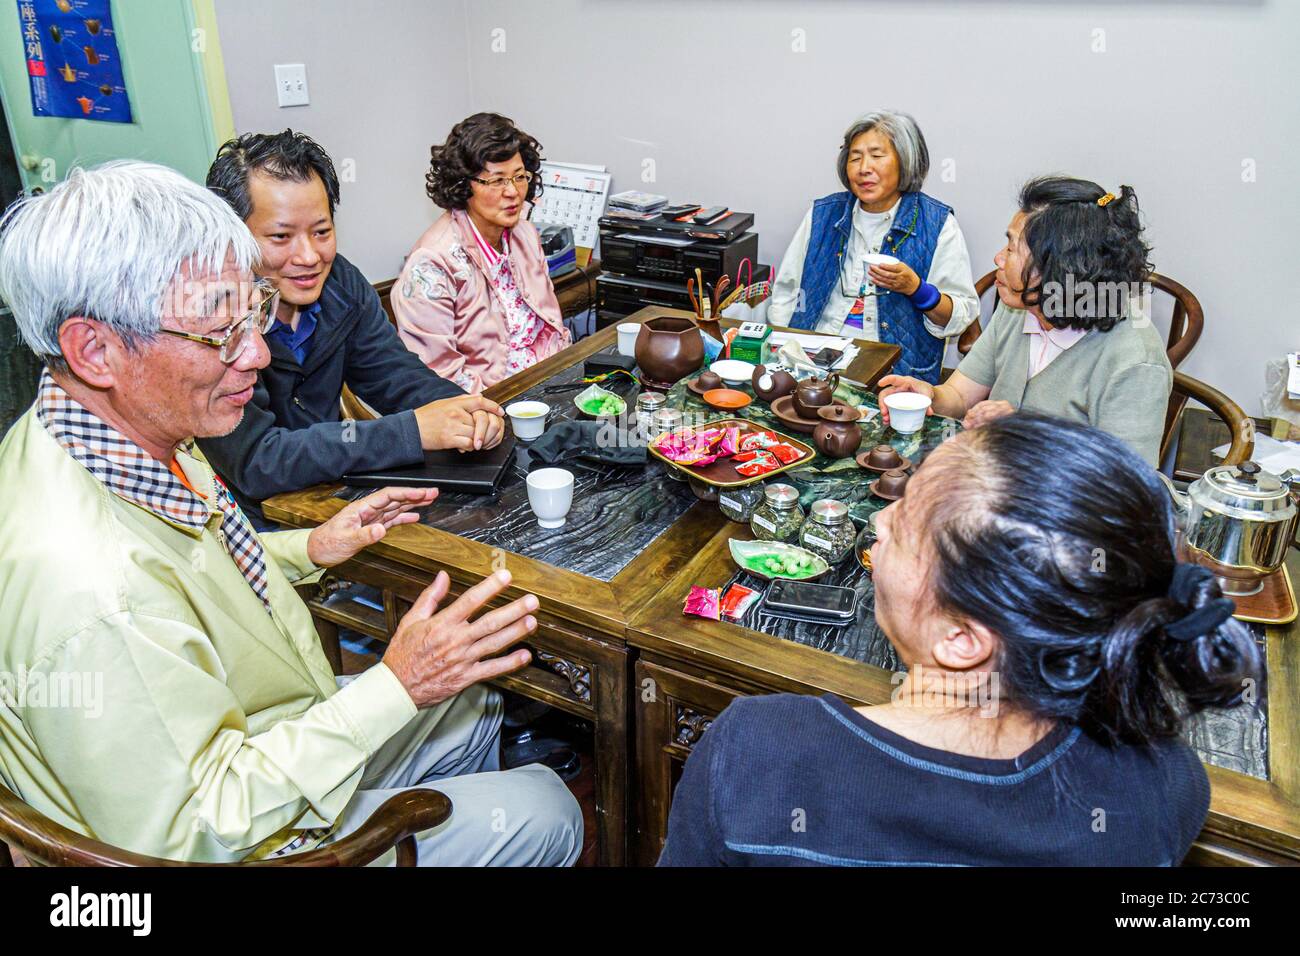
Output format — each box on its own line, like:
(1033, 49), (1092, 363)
(657, 425), (740, 467)
(683, 586), (720, 620)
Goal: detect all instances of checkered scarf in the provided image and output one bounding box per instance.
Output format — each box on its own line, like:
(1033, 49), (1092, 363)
(36, 371), (273, 614)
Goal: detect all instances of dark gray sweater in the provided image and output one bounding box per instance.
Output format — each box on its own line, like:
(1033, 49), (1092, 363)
(658, 693), (1209, 866)
(198, 254), (462, 523)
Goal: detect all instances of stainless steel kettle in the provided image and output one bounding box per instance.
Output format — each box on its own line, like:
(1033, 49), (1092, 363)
(1175, 461), (1298, 596)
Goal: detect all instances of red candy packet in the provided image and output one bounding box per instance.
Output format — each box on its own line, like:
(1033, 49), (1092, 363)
(769, 443), (804, 464)
(735, 450), (781, 476)
(720, 583), (759, 620)
(739, 430), (781, 451)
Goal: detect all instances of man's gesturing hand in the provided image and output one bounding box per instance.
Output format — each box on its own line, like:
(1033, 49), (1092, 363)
(382, 569), (535, 709)
(306, 487), (438, 567)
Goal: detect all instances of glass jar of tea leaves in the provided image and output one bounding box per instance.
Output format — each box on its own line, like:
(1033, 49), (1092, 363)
(750, 483), (804, 542)
(799, 498), (855, 564)
(718, 482), (765, 523)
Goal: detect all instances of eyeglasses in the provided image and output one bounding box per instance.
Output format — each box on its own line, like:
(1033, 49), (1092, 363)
(469, 171), (533, 192)
(158, 280), (281, 364)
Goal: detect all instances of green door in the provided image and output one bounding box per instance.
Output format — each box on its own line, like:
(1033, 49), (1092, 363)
(0, 0), (233, 189)
(0, 1), (233, 428)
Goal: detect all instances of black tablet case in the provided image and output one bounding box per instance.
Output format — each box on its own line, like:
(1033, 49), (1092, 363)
(343, 435), (518, 493)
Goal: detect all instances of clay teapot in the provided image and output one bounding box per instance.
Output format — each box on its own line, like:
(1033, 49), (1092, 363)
(813, 404), (863, 459)
(751, 364), (798, 403)
(792, 372), (840, 420)
(635, 316), (705, 389)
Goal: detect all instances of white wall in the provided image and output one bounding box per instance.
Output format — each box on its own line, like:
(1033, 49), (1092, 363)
(217, 0), (1298, 413)
(461, 0), (1297, 413)
(214, 0), (470, 279)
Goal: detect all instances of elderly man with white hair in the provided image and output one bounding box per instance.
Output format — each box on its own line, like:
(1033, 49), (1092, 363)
(0, 161), (581, 865)
(766, 110), (979, 384)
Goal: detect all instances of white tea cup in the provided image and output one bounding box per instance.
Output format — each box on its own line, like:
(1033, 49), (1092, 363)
(526, 468), (574, 528)
(617, 322), (640, 357)
(505, 400), (550, 441)
(883, 391), (932, 434)
(863, 253), (900, 267)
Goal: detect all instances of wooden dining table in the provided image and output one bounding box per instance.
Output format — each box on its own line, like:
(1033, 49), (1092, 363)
(263, 306), (1300, 867)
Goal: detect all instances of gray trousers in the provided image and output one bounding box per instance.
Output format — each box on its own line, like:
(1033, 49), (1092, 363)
(324, 681), (583, 866)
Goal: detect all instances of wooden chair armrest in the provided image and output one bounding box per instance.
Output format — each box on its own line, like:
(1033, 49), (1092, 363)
(1, 785), (450, 868)
(248, 789), (451, 867)
(1173, 371), (1256, 467)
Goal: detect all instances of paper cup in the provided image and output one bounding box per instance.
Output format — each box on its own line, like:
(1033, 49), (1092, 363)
(506, 400), (549, 441)
(526, 468), (574, 528)
(883, 391), (932, 434)
(617, 323), (640, 357)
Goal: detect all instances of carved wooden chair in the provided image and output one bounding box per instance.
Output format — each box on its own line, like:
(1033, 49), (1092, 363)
(1161, 371), (1255, 479)
(0, 782), (450, 867)
(956, 270), (1204, 370)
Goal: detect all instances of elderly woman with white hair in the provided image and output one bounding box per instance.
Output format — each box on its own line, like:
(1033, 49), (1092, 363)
(767, 110), (979, 383)
(0, 160), (581, 865)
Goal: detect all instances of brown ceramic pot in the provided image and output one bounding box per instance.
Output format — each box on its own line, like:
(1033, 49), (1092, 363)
(792, 372), (839, 419)
(751, 364), (798, 403)
(695, 370), (723, 391)
(813, 404), (863, 459)
(635, 316), (705, 388)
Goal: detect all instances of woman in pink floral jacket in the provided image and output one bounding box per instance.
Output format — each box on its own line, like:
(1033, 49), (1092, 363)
(393, 113), (570, 393)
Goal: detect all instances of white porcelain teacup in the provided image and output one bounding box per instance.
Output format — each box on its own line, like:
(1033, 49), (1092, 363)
(863, 253), (901, 268)
(506, 400), (550, 441)
(526, 468), (574, 528)
(617, 323), (640, 357)
(883, 391), (932, 435)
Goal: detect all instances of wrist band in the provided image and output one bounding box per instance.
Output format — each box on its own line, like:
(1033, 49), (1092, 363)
(908, 281), (941, 312)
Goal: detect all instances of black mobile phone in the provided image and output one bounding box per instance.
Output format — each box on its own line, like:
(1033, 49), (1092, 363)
(811, 346), (843, 369)
(763, 579), (857, 621)
(661, 203), (701, 219)
(692, 205), (729, 224)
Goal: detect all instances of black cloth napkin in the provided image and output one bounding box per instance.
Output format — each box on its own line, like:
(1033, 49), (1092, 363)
(524, 421), (647, 468)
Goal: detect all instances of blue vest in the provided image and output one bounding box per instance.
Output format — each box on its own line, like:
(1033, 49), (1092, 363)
(793, 190), (952, 383)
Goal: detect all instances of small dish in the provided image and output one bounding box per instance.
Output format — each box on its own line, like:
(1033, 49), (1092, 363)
(728, 539), (830, 581)
(701, 388), (753, 411)
(856, 443), (912, 472)
(709, 359), (757, 385)
(573, 383), (626, 419)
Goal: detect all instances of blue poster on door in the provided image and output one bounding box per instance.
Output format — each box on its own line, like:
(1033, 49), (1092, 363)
(18, 0), (132, 123)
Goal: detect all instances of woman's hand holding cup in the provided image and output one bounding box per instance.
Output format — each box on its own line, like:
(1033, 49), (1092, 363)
(876, 375), (935, 427)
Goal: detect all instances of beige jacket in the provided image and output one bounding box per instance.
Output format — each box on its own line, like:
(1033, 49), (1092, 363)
(0, 407), (417, 861)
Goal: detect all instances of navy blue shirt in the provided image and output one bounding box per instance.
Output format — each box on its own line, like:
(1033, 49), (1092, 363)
(264, 300), (321, 366)
(658, 693), (1210, 866)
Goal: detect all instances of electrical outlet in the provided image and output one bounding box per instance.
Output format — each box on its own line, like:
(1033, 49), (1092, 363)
(274, 64), (309, 108)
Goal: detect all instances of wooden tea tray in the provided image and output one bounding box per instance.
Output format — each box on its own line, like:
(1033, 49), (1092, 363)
(648, 418), (814, 488)
(1230, 563), (1297, 625)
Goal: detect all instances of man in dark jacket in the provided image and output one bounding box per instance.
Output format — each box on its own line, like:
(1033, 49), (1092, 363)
(198, 130), (505, 524)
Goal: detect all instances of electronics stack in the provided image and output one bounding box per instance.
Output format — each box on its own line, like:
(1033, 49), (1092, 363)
(595, 194), (764, 330)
